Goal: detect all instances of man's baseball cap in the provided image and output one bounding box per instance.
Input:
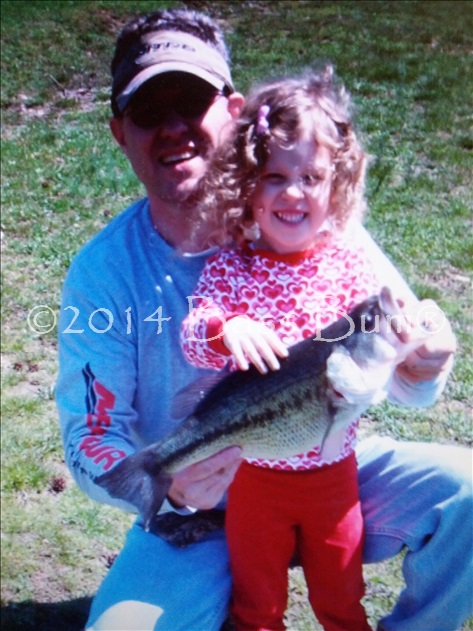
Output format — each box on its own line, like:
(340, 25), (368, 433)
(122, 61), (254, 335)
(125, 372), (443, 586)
(112, 30), (234, 113)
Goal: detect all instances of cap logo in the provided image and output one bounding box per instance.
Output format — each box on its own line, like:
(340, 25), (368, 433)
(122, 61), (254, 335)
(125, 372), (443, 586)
(137, 40), (196, 60)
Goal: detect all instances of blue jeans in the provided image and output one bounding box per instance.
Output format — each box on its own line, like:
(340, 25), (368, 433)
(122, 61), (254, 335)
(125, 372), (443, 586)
(86, 436), (473, 631)
(357, 436), (473, 631)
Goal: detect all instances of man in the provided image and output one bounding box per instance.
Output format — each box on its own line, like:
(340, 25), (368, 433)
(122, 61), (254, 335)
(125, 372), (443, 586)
(56, 8), (472, 631)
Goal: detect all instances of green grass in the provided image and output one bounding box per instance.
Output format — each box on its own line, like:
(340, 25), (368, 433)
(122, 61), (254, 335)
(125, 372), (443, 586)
(1, 0), (472, 629)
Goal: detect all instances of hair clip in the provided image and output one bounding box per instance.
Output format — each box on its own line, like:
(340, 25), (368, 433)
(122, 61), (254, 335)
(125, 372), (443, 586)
(256, 105), (270, 135)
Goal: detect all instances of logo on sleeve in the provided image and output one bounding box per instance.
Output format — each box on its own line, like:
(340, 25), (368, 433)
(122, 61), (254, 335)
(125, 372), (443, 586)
(80, 363), (126, 471)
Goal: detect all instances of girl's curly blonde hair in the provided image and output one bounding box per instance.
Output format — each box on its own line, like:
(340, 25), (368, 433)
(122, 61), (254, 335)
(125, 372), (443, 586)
(191, 65), (367, 250)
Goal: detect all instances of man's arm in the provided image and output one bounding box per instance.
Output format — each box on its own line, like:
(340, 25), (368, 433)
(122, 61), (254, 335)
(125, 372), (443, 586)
(58, 255), (242, 514)
(56, 258), (140, 511)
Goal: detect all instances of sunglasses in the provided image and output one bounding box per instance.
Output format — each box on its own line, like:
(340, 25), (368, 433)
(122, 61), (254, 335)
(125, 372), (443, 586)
(126, 86), (226, 129)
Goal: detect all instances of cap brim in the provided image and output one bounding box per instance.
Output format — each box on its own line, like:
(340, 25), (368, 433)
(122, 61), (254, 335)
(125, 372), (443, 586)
(116, 64), (227, 112)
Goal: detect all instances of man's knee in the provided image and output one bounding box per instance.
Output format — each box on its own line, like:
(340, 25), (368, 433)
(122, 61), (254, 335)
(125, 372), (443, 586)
(86, 601), (164, 631)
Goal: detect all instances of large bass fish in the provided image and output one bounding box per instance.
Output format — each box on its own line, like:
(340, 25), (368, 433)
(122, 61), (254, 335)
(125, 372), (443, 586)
(97, 287), (428, 530)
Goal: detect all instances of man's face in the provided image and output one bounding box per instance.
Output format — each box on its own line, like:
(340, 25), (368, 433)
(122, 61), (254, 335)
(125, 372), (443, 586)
(111, 76), (242, 208)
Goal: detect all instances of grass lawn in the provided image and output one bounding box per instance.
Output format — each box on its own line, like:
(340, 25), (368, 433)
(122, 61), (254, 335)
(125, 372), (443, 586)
(1, 1), (472, 629)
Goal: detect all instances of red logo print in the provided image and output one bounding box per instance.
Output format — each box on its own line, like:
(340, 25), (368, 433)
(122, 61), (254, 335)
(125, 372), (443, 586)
(80, 364), (126, 471)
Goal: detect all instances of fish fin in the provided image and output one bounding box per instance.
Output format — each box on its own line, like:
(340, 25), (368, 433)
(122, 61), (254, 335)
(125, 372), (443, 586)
(96, 453), (173, 531)
(319, 417), (335, 453)
(171, 368), (230, 419)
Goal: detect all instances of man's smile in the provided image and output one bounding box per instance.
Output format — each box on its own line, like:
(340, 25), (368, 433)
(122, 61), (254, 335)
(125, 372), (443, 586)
(159, 144), (200, 167)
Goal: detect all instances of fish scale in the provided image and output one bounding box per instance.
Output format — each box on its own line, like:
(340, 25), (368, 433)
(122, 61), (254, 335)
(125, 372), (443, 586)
(151, 377), (329, 472)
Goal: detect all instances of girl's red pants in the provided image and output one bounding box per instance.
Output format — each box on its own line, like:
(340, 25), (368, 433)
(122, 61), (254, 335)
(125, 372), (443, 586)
(226, 453), (371, 631)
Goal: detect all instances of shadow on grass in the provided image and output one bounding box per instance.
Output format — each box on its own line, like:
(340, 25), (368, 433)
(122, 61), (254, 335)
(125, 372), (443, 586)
(1, 597), (91, 631)
(0, 599), (240, 631)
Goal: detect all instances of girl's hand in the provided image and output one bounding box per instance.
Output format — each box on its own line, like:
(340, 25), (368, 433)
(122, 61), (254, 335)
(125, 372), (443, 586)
(223, 316), (289, 374)
(395, 298), (456, 383)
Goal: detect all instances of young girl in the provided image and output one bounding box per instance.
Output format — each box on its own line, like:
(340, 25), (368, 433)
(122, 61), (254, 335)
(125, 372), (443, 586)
(180, 67), (385, 630)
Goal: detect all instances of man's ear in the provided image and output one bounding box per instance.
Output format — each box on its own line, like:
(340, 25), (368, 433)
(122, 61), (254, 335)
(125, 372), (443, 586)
(227, 92), (245, 120)
(110, 117), (126, 150)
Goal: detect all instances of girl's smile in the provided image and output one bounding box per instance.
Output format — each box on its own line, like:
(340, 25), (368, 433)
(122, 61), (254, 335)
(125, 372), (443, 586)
(273, 211), (307, 224)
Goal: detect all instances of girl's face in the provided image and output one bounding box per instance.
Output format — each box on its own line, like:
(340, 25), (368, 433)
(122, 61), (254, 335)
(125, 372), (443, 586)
(251, 137), (333, 254)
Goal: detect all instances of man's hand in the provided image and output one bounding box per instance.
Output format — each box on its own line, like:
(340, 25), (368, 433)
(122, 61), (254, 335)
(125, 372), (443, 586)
(167, 446), (243, 510)
(223, 316), (288, 374)
(395, 298), (456, 383)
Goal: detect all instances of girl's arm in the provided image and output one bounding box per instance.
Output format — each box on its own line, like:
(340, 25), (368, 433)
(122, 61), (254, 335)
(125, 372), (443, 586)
(181, 251), (288, 374)
(180, 251), (242, 371)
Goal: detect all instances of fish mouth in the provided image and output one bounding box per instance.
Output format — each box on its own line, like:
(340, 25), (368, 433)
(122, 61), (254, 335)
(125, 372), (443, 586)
(274, 211), (307, 225)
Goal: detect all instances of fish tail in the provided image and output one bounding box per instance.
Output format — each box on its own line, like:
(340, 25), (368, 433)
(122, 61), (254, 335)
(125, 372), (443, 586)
(96, 452), (172, 531)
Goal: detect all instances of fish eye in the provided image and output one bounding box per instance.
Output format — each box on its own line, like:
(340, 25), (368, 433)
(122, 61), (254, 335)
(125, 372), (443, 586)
(362, 311), (377, 332)
(361, 303), (382, 332)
